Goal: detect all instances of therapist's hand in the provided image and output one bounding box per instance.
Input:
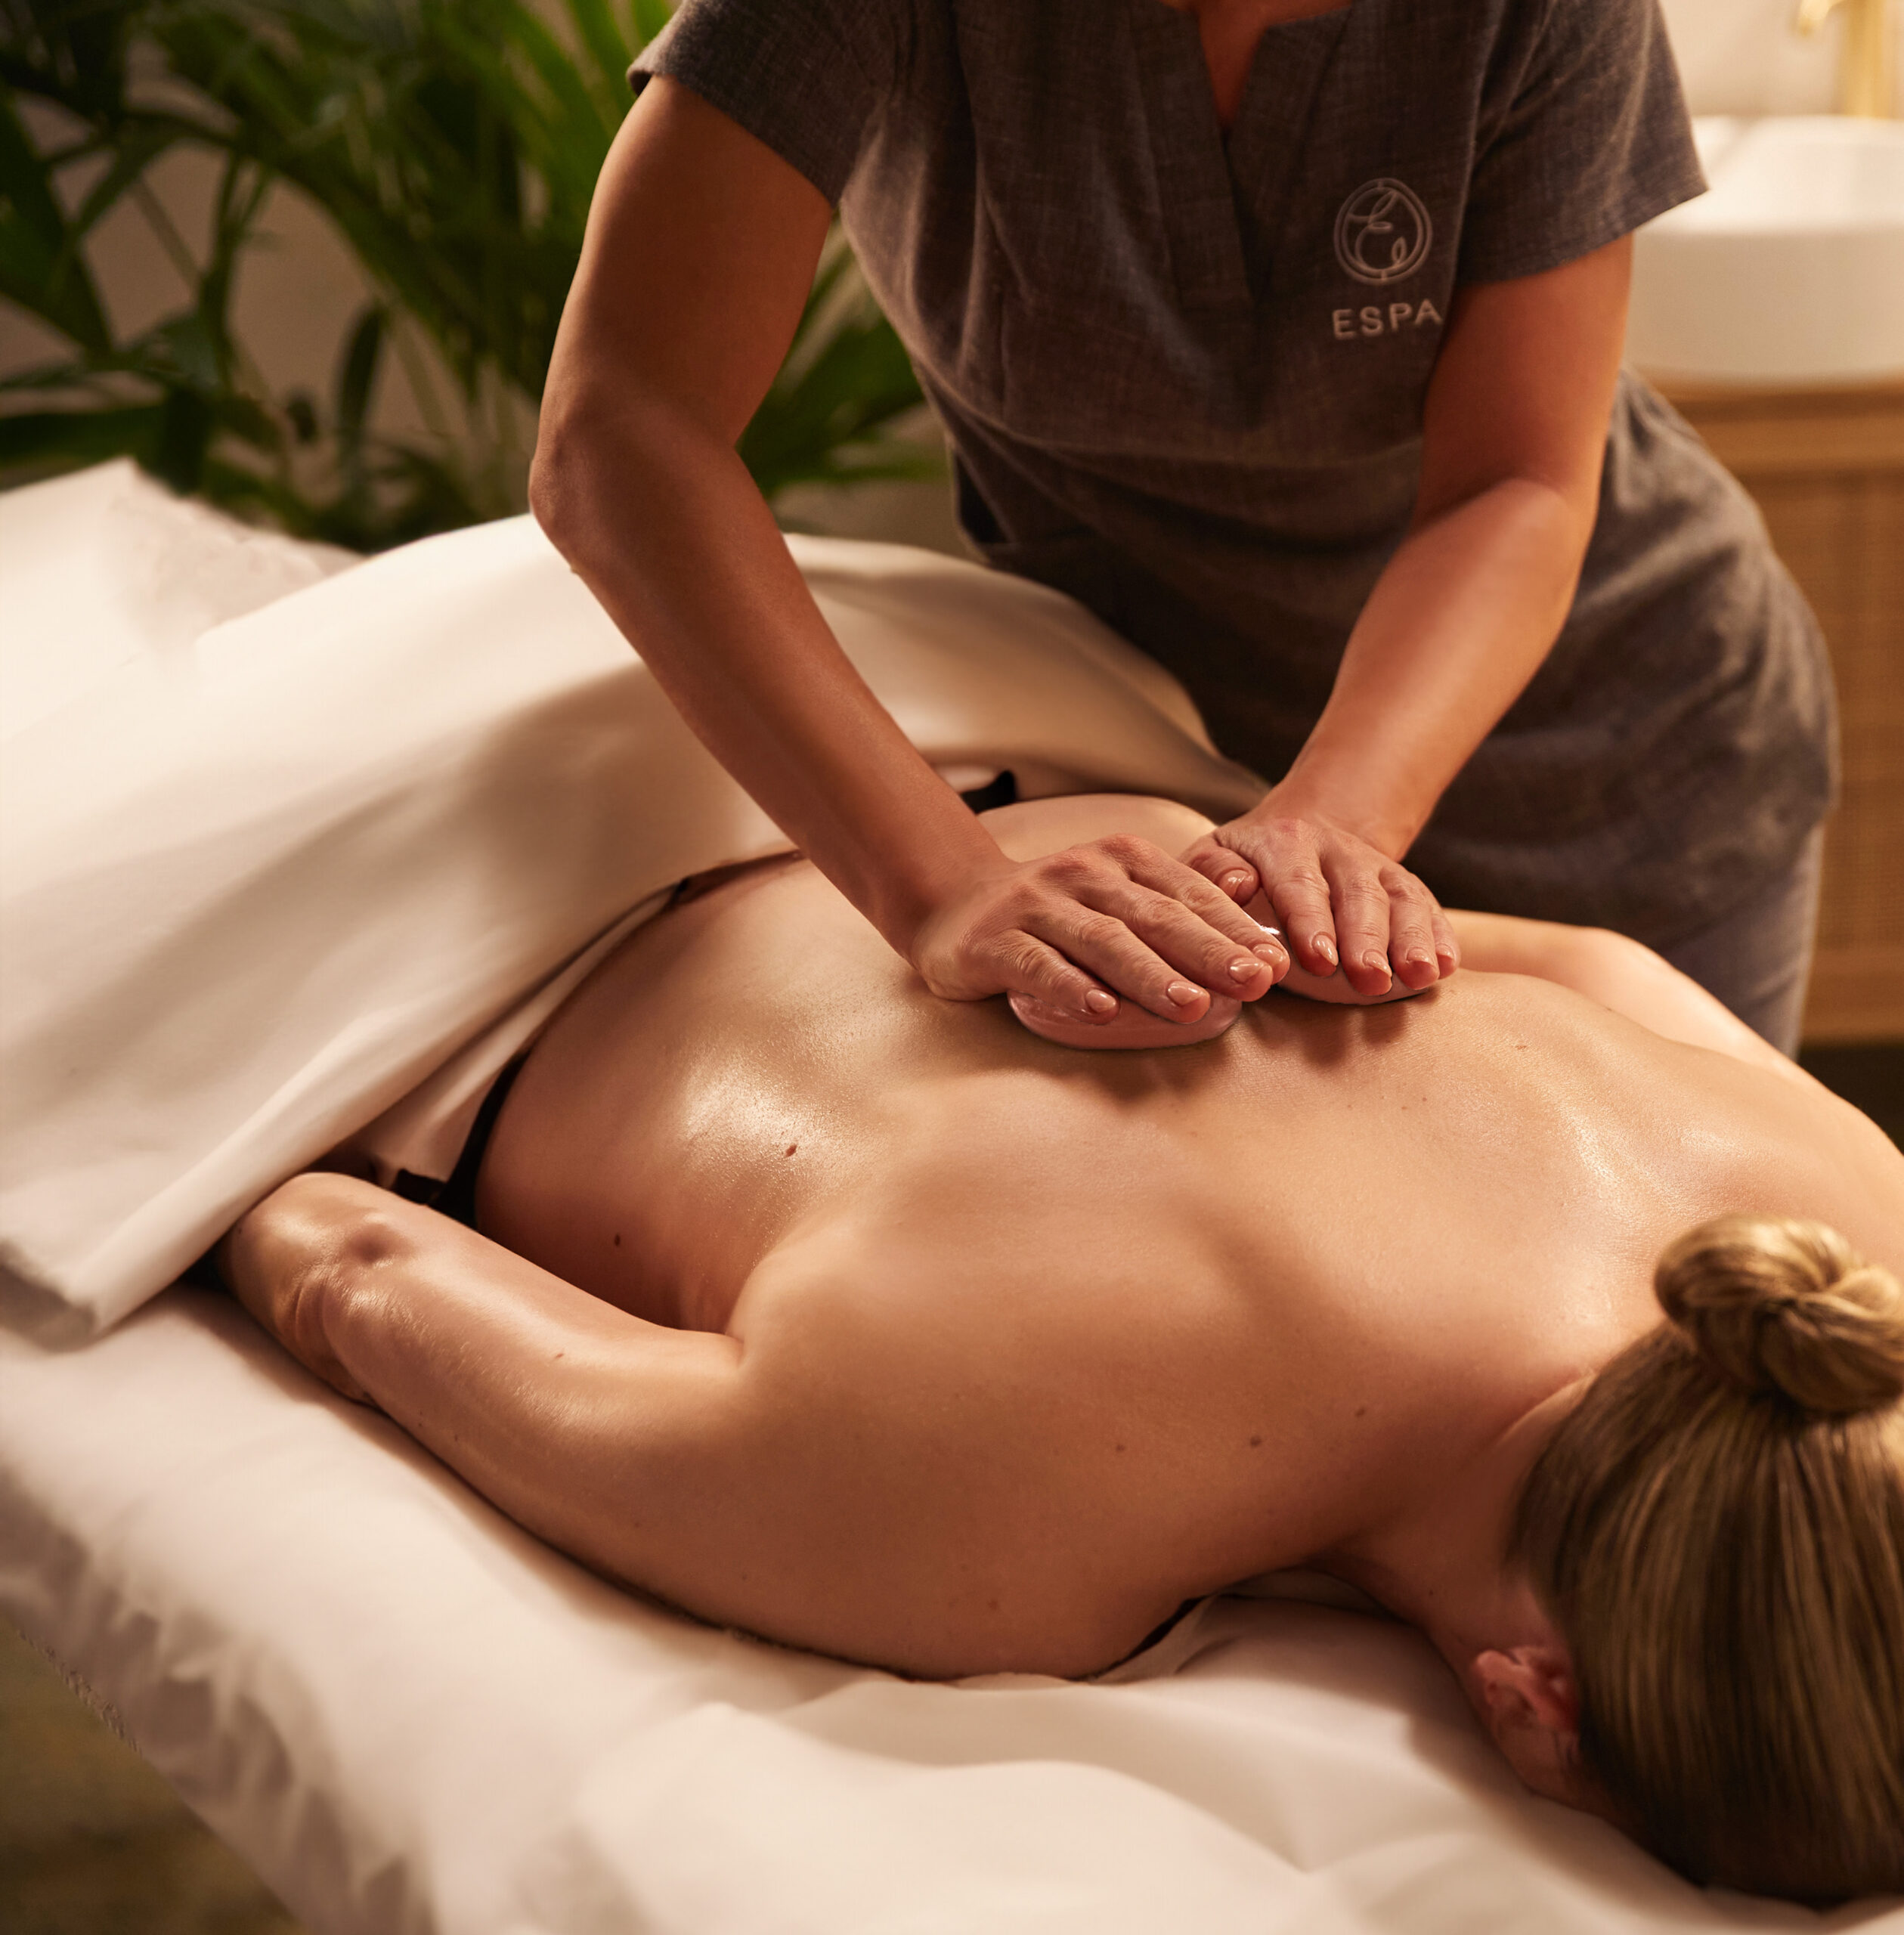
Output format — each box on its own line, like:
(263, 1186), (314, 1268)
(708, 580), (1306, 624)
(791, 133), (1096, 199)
(910, 835), (1289, 1026)
(1181, 797), (1458, 998)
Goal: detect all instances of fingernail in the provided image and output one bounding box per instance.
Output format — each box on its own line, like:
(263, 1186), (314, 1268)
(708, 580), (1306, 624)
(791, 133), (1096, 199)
(1406, 949), (1432, 969)
(1167, 980), (1203, 1007)
(1361, 950), (1391, 983)
(1255, 923), (1282, 940)
(1220, 871), (1250, 895)
(1315, 937), (1338, 970)
(1085, 989), (1117, 1015)
(1252, 943), (1286, 965)
(1228, 957), (1262, 982)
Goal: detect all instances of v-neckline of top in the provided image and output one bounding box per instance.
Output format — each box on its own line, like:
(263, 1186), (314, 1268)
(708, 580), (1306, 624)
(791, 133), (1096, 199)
(1128, 0), (1357, 312)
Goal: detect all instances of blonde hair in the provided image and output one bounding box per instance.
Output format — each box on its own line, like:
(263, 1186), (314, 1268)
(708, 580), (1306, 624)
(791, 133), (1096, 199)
(1511, 1214), (1904, 1901)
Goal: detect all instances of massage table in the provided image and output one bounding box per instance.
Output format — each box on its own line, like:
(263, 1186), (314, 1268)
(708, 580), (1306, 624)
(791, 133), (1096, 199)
(2, 465), (1897, 1934)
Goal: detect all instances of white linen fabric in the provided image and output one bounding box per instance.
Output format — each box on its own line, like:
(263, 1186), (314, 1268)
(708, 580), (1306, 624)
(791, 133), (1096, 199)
(9, 1289), (1896, 1935)
(0, 467), (1262, 1337)
(0, 459), (359, 743)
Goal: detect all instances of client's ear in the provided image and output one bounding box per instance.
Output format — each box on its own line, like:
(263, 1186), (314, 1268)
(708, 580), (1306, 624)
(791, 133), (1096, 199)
(1472, 1645), (1593, 1807)
(1475, 1642), (1578, 1735)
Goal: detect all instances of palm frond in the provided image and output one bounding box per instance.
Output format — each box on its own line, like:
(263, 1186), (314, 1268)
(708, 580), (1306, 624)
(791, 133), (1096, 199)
(0, 0), (937, 547)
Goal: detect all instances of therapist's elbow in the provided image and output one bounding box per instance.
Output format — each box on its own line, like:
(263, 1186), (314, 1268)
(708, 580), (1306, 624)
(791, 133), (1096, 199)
(530, 374), (645, 552)
(530, 382), (714, 562)
(528, 393), (601, 555)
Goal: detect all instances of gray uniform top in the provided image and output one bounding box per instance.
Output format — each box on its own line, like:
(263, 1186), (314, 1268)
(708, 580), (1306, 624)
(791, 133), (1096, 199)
(632, 0), (1834, 949)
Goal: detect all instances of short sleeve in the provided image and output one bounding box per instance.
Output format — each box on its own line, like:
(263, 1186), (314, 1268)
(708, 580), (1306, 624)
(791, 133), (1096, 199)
(630, 0), (909, 207)
(1458, 0), (1704, 284)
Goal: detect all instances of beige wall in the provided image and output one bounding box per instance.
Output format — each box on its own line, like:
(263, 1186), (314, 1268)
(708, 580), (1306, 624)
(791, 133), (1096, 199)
(1662, 0), (1844, 116)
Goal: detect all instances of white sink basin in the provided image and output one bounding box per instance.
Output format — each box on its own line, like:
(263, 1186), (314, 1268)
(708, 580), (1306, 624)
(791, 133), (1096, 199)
(1627, 116), (1904, 386)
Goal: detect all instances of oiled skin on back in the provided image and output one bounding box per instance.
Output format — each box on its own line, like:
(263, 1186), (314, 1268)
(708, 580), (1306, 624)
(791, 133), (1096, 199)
(476, 797), (1904, 1676)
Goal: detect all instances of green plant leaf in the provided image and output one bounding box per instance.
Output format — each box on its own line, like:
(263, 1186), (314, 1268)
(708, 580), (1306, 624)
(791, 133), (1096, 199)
(0, 86), (111, 349)
(627, 0), (673, 54)
(0, 401), (168, 473)
(2, 0), (937, 543)
(67, 120), (183, 240)
(335, 301), (384, 448)
(559, 0), (640, 125)
(0, 0), (132, 117)
(146, 312), (224, 390)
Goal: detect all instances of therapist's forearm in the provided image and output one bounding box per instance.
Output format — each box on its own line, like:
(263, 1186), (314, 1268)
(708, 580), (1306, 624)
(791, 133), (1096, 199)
(533, 78), (1283, 1027)
(1277, 475), (1590, 859)
(532, 392), (1001, 957)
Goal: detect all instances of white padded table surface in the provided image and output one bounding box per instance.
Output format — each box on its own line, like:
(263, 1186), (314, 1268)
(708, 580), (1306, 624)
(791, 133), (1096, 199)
(5, 1290), (1897, 1935)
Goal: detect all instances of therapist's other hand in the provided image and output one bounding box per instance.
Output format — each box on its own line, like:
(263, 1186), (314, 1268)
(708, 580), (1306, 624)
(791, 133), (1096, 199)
(1180, 803), (1457, 998)
(911, 835), (1289, 1026)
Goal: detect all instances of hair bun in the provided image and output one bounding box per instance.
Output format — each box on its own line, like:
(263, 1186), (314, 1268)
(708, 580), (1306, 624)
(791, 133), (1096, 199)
(1656, 1215), (1904, 1417)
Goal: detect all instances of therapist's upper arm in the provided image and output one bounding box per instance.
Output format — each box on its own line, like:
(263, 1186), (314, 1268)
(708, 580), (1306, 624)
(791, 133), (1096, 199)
(535, 78), (834, 481)
(1413, 235), (1633, 536)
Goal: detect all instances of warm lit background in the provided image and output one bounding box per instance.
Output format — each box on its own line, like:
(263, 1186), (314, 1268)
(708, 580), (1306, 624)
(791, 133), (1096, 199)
(2, 2), (1899, 1927)
(2, 1), (1893, 547)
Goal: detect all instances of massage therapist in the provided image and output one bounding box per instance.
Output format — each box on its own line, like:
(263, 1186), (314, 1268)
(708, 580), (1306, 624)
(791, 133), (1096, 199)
(531, 0), (1833, 1051)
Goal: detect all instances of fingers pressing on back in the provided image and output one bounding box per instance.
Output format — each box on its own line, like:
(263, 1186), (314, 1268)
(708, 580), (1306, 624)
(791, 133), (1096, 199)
(1180, 834), (1262, 906)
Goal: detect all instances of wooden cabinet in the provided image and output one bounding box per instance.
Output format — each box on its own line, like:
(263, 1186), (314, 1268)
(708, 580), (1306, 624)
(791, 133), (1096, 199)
(1658, 379), (1904, 1044)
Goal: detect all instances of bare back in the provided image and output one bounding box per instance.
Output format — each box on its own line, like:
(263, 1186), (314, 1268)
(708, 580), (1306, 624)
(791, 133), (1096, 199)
(475, 797), (1903, 1674)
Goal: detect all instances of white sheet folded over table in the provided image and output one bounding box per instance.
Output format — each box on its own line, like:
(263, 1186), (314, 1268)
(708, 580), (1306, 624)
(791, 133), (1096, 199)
(9, 1289), (1890, 1935)
(1, 469), (1263, 1336)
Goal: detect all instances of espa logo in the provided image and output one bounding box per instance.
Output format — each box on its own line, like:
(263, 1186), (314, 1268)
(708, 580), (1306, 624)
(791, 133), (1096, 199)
(1333, 179), (1432, 286)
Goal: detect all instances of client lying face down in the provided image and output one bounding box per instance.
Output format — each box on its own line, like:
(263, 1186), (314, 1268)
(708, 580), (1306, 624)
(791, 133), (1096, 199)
(220, 795), (1904, 1901)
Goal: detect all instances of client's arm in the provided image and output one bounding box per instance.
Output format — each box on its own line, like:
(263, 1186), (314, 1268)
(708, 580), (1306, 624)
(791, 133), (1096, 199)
(219, 1161), (1176, 1680)
(217, 1174), (1108, 1677)
(218, 1173), (757, 1615)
